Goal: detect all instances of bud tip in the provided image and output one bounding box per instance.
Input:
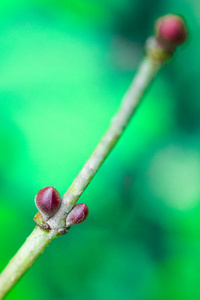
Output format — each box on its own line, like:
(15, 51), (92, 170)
(155, 14), (187, 46)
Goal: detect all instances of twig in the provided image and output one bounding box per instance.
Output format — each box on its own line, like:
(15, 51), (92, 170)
(49, 56), (161, 231)
(0, 14), (188, 299)
(0, 56), (161, 299)
(0, 227), (55, 298)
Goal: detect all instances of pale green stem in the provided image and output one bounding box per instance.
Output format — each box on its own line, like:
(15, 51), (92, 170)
(0, 227), (57, 299)
(0, 55), (162, 298)
(48, 56), (161, 230)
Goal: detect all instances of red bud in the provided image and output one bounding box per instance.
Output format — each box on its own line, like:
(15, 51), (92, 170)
(155, 14), (187, 46)
(35, 187), (61, 220)
(65, 203), (89, 227)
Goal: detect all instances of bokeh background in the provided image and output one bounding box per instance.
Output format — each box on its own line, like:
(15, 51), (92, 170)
(0, 0), (200, 299)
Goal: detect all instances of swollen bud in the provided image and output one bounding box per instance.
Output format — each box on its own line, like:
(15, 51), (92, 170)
(155, 14), (187, 46)
(146, 14), (187, 62)
(65, 203), (89, 227)
(35, 187), (61, 221)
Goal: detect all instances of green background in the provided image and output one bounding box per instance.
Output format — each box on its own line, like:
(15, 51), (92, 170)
(0, 0), (200, 299)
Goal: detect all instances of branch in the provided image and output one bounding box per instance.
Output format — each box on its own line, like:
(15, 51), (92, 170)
(49, 56), (161, 231)
(0, 227), (55, 298)
(0, 14), (187, 299)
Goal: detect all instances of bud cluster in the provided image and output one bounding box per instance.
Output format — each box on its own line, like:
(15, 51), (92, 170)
(34, 186), (89, 232)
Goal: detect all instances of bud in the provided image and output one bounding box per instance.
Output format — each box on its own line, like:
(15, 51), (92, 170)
(34, 211), (51, 230)
(65, 203), (89, 227)
(155, 14), (187, 46)
(35, 187), (61, 221)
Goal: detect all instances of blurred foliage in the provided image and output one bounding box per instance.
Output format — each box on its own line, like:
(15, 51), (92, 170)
(0, 0), (200, 299)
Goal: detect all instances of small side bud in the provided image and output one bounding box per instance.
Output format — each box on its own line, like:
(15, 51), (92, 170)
(34, 212), (51, 230)
(65, 203), (89, 227)
(35, 187), (61, 221)
(155, 14), (187, 46)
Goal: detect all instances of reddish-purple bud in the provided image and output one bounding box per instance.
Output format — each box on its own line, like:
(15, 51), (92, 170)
(155, 14), (187, 46)
(35, 187), (61, 220)
(65, 203), (89, 227)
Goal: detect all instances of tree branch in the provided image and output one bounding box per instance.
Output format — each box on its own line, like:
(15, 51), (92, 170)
(0, 56), (161, 299)
(0, 14), (188, 298)
(48, 57), (161, 231)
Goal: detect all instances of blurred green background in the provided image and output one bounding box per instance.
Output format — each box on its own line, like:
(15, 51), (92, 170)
(0, 0), (200, 299)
